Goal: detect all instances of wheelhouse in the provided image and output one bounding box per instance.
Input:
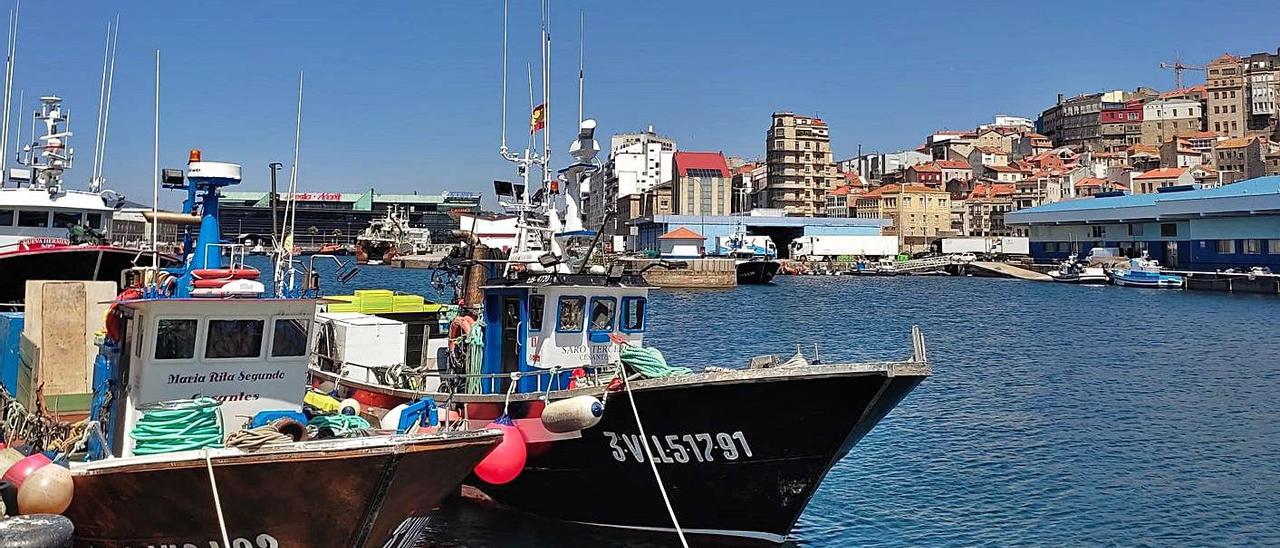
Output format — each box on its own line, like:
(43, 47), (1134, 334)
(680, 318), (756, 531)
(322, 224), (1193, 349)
(478, 273), (650, 394)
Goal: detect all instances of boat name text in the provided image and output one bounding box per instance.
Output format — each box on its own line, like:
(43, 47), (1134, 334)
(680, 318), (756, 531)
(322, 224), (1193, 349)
(130, 532), (278, 548)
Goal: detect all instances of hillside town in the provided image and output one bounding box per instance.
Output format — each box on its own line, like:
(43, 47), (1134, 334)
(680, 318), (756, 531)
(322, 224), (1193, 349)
(580, 48), (1280, 255)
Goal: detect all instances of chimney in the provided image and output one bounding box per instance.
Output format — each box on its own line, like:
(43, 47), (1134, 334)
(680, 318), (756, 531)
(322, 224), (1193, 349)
(1057, 93), (1064, 105)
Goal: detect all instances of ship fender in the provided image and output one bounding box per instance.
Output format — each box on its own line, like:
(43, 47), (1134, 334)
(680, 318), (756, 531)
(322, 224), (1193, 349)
(539, 395), (604, 433)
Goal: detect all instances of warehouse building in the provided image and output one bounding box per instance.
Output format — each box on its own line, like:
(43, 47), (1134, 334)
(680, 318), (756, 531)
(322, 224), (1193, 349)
(1005, 176), (1280, 270)
(218, 189), (482, 244)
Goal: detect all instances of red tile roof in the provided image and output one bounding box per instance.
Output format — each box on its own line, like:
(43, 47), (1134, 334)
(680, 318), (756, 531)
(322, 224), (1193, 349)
(1133, 167), (1187, 180)
(1074, 177), (1108, 187)
(973, 146), (1004, 154)
(1216, 136), (1257, 149)
(968, 183), (1017, 199)
(673, 151), (730, 177)
(911, 163), (942, 173)
(830, 185), (852, 196)
(935, 160), (971, 169)
(988, 165), (1028, 173)
(658, 227), (706, 240)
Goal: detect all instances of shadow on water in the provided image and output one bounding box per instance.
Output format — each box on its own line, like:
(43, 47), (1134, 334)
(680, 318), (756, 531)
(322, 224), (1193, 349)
(261, 259), (1280, 546)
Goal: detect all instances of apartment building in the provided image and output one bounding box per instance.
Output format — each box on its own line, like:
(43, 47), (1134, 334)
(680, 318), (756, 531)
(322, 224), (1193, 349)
(1206, 54), (1248, 137)
(758, 112), (839, 216)
(670, 152), (732, 217)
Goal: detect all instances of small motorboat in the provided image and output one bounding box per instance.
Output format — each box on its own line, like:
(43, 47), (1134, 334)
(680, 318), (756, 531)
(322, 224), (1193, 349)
(1047, 255), (1107, 285)
(1105, 256), (1183, 288)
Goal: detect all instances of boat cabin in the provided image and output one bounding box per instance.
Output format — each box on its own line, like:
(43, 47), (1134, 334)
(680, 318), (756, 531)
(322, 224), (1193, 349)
(0, 189), (115, 249)
(105, 298), (316, 457)
(478, 273), (650, 394)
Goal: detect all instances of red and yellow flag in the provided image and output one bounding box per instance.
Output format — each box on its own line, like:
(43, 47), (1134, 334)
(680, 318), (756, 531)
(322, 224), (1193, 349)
(530, 103), (546, 134)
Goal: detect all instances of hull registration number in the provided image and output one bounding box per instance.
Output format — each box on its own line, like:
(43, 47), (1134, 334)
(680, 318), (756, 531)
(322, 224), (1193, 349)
(604, 431), (754, 463)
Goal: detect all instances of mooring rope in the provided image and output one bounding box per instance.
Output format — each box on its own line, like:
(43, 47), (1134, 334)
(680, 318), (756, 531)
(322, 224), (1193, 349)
(203, 448), (232, 548)
(621, 371), (689, 548)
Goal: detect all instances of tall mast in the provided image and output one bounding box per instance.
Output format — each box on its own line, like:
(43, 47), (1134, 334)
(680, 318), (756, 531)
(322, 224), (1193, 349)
(151, 50), (160, 260)
(280, 70), (304, 295)
(90, 20), (109, 187)
(577, 10), (583, 126)
(0, 1), (19, 187)
(540, 0), (550, 194)
(90, 16), (118, 193)
(498, 0), (509, 155)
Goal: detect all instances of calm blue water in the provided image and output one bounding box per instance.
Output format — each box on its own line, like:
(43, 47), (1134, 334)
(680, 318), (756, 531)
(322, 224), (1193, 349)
(299, 262), (1280, 546)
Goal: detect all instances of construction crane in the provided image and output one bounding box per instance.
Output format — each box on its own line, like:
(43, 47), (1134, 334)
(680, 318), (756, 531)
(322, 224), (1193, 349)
(1159, 59), (1207, 91)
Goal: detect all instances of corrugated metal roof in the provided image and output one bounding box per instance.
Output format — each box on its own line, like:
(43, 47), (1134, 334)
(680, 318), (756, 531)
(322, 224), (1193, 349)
(1007, 176), (1280, 225)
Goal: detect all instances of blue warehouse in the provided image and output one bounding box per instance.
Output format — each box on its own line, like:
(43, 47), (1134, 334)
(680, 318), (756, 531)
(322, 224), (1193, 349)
(1006, 176), (1280, 271)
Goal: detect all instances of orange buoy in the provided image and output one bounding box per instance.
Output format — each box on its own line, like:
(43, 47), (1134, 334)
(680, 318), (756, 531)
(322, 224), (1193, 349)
(16, 463), (73, 515)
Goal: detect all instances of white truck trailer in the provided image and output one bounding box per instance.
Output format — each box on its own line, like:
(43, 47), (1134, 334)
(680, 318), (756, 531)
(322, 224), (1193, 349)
(788, 235), (899, 260)
(938, 237), (1029, 256)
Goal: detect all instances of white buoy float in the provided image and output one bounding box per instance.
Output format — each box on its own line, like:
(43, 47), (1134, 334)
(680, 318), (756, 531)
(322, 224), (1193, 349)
(540, 395), (604, 433)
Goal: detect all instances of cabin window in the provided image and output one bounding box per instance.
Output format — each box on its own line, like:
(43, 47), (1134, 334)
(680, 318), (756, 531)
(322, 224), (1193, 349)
(52, 211), (81, 228)
(134, 314), (145, 357)
(0, 209), (12, 226)
(588, 297), (616, 333)
(556, 296), (585, 332)
(270, 318), (310, 357)
(621, 297), (646, 333)
(1269, 240), (1280, 255)
(87, 213), (103, 229)
(205, 319), (265, 359)
(17, 210), (48, 228)
(155, 319), (198, 360)
(528, 295), (545, 331)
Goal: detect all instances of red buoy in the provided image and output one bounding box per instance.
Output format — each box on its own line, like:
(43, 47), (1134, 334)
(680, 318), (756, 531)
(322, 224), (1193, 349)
(473, 416), (527, 485)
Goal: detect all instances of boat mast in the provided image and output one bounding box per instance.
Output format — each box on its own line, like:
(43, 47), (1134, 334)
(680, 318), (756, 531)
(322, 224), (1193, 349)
(498, 0), (542, 259)
(90, 16), (118, 193)
(151, 50), (160, 265)
(0, 0), (18, 187)
(277, 70), (304, 297)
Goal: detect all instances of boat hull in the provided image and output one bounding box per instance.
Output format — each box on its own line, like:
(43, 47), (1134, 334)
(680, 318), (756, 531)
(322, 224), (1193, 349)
(65, 433), (500, 548)
(1105, 270), (1183, 288)
(735, 260), (780, 285)
(355, 241), (398, 264)
(0, 246), (170, 304)
(474, 369), (923, 542)
(317, 364), (926, 543)
(1047, 270), (1108, 285)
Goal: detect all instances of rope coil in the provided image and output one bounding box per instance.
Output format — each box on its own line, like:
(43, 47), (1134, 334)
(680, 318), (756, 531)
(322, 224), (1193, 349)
(130, 398), (224, 455)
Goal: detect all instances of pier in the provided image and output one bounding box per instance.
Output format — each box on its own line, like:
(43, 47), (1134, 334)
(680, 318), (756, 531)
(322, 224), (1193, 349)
(962, 261), (1054, 281)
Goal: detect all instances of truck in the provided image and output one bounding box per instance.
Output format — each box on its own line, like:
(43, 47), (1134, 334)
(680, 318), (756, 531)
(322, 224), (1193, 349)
(936, 237), (1029, 257)
(788, 235), (898, 261)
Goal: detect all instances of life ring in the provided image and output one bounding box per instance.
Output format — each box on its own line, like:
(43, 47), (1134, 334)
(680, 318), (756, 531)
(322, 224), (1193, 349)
(448, 316), (476, 350)
(190, 268), (260, 280)
(105, 288), (144, 342)
(192, 277), (233, 289)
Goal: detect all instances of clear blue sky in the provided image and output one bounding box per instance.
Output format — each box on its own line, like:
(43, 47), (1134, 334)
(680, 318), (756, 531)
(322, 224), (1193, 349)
(15, 0), (1280, 207)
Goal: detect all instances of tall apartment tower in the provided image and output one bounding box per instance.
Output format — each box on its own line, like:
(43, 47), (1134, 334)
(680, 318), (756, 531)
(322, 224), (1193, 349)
(759, 112), (838, 216)
(1206, 53), (1248, 138)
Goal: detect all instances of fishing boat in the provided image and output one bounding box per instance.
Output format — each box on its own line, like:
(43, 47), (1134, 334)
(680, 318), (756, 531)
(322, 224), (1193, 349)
(1047, 254), (1107, 284)
(0, 97), (168, 306)
(1, 150), (501, 547)
(354, 206), (431, 265)
(312, 101), (928, 547)
(1105, 255), (1183, 288)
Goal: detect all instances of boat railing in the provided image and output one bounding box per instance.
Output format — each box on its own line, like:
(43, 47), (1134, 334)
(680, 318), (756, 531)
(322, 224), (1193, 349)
(314, 352), (620, 395)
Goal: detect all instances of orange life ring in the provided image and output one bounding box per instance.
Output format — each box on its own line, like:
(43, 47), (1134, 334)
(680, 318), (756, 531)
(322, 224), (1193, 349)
(191, 278), (233, 289)
(105, 288), (144, 342)
(191, 268), (260, 280)
(448, 316), (476, 350)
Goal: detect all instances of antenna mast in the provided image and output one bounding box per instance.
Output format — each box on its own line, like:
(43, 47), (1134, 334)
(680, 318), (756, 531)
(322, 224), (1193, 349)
(90, 16), (118, 192)
(151, 50), (160, 264)
(278, 70), (304, 296)
(0, 1), (19, 187)
(577, 10), (583, 126)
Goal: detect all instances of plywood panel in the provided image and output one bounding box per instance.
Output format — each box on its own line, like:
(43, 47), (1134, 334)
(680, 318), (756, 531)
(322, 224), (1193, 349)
(38, 282), (88, 395)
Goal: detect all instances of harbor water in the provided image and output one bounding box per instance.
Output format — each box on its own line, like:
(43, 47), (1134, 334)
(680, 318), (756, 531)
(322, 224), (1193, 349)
(302, 262), (1280, 546)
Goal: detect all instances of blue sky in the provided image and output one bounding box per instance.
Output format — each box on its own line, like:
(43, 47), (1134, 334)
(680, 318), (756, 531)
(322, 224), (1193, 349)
(13, 0), (1280, 206)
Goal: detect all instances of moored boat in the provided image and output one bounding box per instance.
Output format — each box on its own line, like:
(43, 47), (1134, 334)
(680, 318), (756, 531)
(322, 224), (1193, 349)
(354, 206), (431, 265)
(1, 151), (500, 547)
(1105, 256), (1183, 288)
(1047, 254), (1107, 284)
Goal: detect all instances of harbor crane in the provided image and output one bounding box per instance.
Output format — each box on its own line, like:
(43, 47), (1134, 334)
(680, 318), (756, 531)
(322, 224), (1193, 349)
(1159, 59), (1206, 91)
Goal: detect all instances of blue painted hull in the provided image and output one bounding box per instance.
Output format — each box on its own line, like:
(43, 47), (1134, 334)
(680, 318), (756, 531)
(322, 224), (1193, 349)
(1106, 270), (1183, 288)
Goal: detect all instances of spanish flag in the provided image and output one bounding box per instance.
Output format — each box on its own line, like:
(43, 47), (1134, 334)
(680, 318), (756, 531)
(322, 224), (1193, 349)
(530, 103), (546, 134)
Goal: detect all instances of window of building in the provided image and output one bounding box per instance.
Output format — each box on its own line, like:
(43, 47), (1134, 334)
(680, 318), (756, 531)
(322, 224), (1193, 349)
(206, 319), (264, 359)
(1091, 226), (1104, 238)
(1217, 239), (1236, 254)
(528, 295), (545, 331)
(1129, 223), (1144, 236)
(556, 296), (585, 332)
(155, 319), (198, 360)
(1160, 223), (1177, 237)
(17, 210), (48, 227)
(621, 297), (646, 332)
(1268, 240), (1280, 254)
(270, 318), (310, 357)
(1243, 239), (1261, 255)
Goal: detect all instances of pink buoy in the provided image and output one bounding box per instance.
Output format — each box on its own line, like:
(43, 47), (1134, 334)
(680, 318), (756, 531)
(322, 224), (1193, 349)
(2, 453), (51, 490)
(17, 462), (73, 515)
(473, 416), (527, 485)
